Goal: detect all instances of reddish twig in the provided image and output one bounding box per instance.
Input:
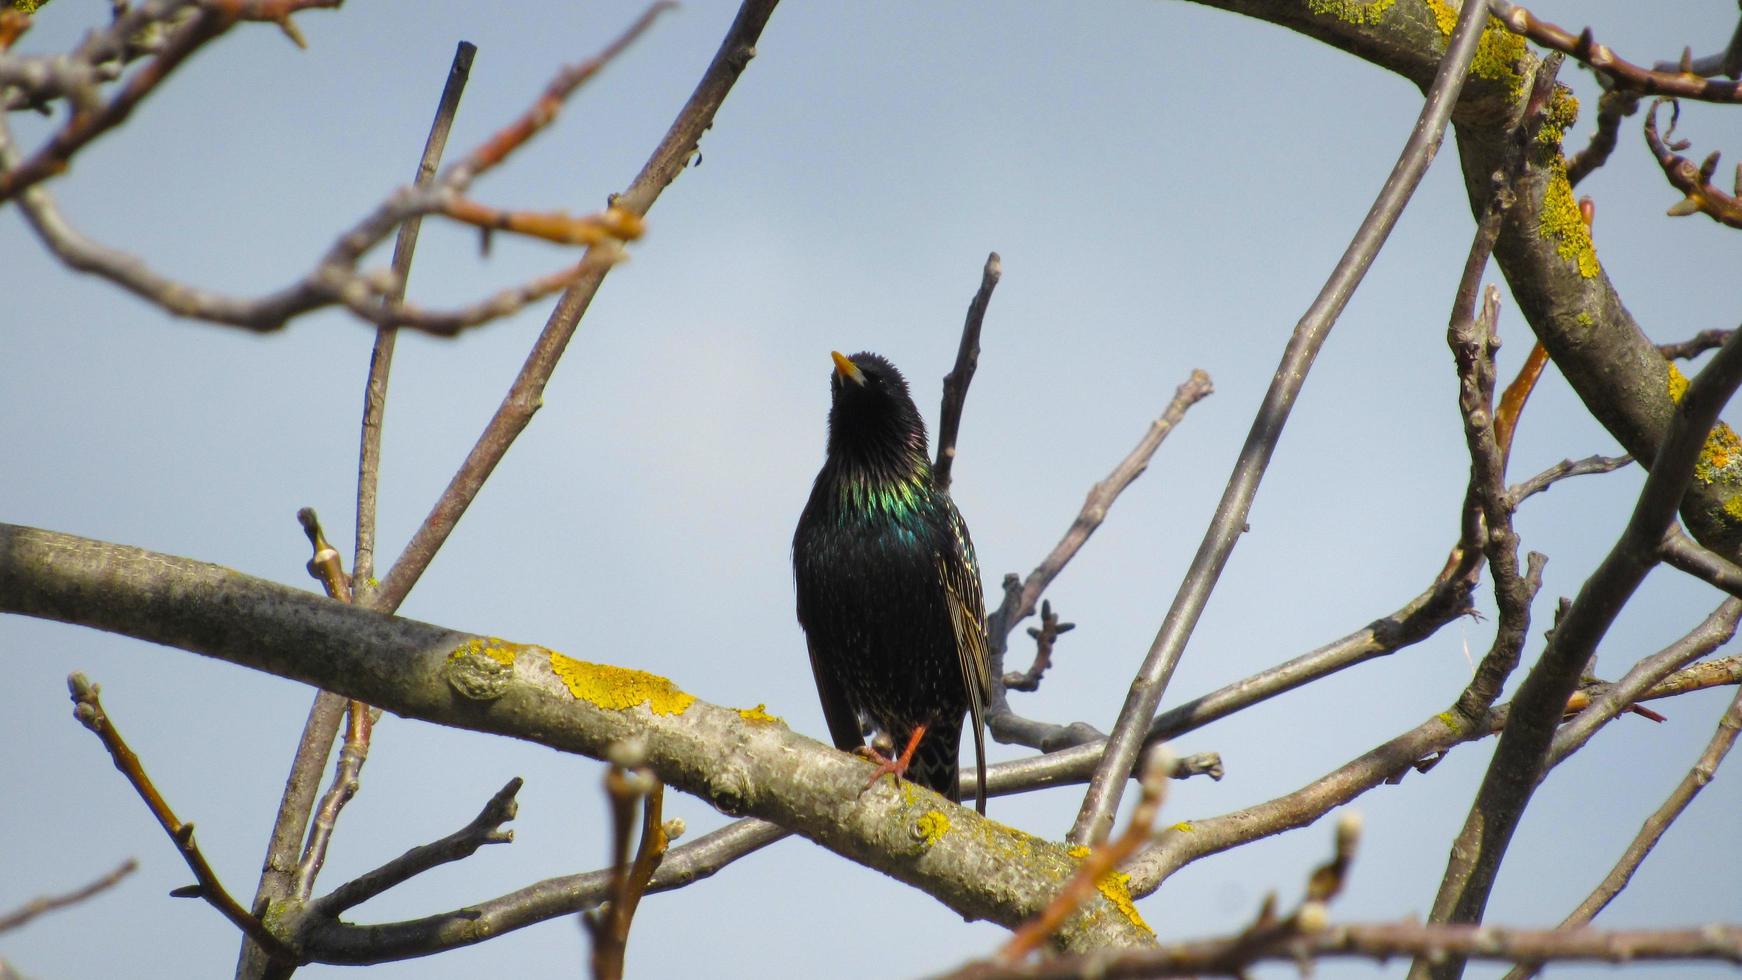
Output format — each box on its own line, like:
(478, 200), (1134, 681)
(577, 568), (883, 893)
(1643, 98), (1742, 228)
(0, 1), (342, 202)
(584, 743), (675, 980)
(67, 674), (293, 960)
(1000, 748), (1173, 962)
(445, 2), (674, 188)
(372, 0), (782, 611)
(0, 6), (658, 336)
(1489, 1), (1742, 102)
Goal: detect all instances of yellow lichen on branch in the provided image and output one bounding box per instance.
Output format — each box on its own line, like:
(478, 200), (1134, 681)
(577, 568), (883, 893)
(550, 653), (696, 716)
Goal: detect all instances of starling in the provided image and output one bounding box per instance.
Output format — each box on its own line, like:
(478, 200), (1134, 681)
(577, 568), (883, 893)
(792, 350), (990, 814)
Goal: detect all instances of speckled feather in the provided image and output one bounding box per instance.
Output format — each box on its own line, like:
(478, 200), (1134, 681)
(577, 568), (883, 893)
(792, 352), (990, 814)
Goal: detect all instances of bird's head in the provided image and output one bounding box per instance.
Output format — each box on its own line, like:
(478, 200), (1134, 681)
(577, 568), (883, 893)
(824, 350), (929, 471)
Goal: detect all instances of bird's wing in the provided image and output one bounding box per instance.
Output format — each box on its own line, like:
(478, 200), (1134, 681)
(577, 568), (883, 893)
(804, 635), (867, 752)
(939, 516), (991, 814)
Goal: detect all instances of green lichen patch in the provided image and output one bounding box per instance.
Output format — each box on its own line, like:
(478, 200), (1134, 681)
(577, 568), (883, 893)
(1722, 494), (1742, 523)
(1694, 423), (1742, 486)
(1065, 846), (1155, 937)
(1425, 0), (1457, 36)
(1306, 0), (1395, 26)
(444, 636), (522, 701)
(1668, 363), (1690, 404)
(1538, 168), (1600, 278)
(916, 810), (951, 848)
(1529, 89), (1601, 279)
(549, 653), (696, 716)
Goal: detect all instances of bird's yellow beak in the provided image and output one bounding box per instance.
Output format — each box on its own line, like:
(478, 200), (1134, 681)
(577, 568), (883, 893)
(831, 350), (866, 386)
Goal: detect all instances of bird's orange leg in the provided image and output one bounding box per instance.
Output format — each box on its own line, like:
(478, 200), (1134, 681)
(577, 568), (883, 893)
(855, 723), (929, 795)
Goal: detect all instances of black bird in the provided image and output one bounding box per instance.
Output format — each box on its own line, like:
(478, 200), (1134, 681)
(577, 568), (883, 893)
(792, 351), (990, 814)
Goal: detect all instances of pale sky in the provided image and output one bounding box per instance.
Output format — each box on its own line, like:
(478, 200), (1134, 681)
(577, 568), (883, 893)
(3, 2), (1739, 978)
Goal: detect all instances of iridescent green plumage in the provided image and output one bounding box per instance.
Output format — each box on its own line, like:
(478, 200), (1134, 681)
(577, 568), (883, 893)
(792, 351), (990, 813)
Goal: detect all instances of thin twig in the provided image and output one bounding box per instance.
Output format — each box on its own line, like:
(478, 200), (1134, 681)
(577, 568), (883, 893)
(371, 0), (781, 612)
(1643, 98), (1742, 228)
(288, 509), (371, 905)
(1489, 0), (1742, 102)
(1546, 598), (1742, 769)
(934, 251), (1002, 491)
(354, 40), (476, 596)
(944, 921), (1742, 979)
(0, 859), (137, 933)
(1002, 600), (1074, 693)
(983, 369), (1212, 752)
(1658, 328), (1737, 361)
(66, 674), (292, 960)
(309, 778), (520, 918)
(1566, 89), (1638, 187)
(1071, 0), (1495, 847)
(999, 748), (1173, 962)
(1415, 319), (1742, 979)
(1503, 683), (1742, 980)
(0, 8), (655, 336)
(0, 1), (344, 202)
(1653, 13), (1742, 80)
(1505, 453), (1632, 507)
(1661, 524), (1742, 599)
(583, 744), (671, 980)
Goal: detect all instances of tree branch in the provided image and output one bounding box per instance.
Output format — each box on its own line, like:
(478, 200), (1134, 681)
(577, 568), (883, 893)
(984, 369), (1213, 752)
(934, 251), (1002, 491)
(0, 524), (1154, 959)
(1072, 0), (1495, 847)
(371, 0), (781, 611)
(0, 859), (137, 934)
(1415, 323), (1742, 979)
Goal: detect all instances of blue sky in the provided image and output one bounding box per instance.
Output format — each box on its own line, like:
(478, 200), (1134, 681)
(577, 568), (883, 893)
(3, 2), (1739, 977)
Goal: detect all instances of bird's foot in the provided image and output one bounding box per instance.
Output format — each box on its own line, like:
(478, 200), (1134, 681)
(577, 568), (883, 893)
(856, 724), (929, 796)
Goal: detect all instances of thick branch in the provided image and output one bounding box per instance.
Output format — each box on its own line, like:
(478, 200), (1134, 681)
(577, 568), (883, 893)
(0, 524), (1153, 958)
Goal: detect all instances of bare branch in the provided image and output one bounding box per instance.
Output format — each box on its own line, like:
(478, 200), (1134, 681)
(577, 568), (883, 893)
(0, 1), (344, 202)
(1503, 684), (1742, 980)
(355, 40), (478, 595)
(0, 7), (657, 336)
(1661, 525), (1742, 599)
(1002, 600), (1075, 694)
(308, 778), (521, 919)
(1643, 98), (1742, 228)
(1546, 598), (1742, 769)
(3, 526), (1154, 958)
(65, 673), (292, 962)
(583, 744), (671, 980)
(1416, 322), (1742, 978)
(934, 251), (1002, 490)
(1489, 1), (1742, 102)
(0, 859), (137, 934)
(944, 921), (1742, 979)
(1073, 0), (1495, 847)
(1506, 454), (1633, 508)
(983, 369), (1211, 752)
(1001, 748), (1172, 962)
(1658, 328), (1737, 362)
(1566, 89), (1638, 187)
(371, 0), (781, 612)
